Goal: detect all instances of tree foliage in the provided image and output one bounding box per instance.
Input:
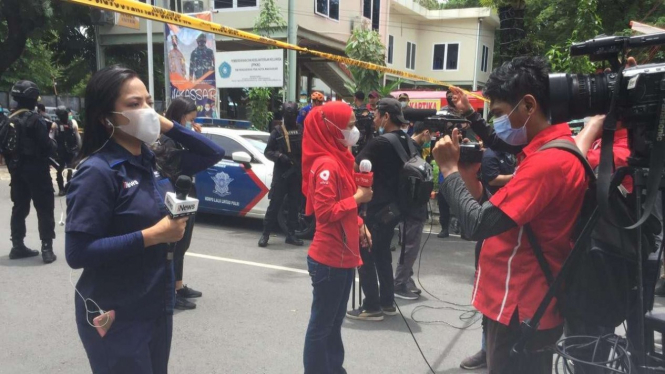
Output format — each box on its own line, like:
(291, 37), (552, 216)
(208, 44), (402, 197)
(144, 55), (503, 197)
(344, 27), (386, 95)
(483, 0), (664, 72)
(247, 0), (286, 130)
(0, 0), (53, 80)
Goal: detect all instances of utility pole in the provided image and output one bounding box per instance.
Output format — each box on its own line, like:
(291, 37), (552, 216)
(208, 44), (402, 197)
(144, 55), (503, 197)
(147, 0), (155, 99)
(287, 0), (297, 101)
(472, 18), (482, 92)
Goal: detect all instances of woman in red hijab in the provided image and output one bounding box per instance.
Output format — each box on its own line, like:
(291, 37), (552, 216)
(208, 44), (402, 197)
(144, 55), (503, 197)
(302, 101), (372, 374)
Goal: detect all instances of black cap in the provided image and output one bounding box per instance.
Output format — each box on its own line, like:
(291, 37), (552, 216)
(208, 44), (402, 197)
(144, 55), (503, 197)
(11, 80), (40, 100)
(197, 34), (206, 41)
(377, 98), (409, 124)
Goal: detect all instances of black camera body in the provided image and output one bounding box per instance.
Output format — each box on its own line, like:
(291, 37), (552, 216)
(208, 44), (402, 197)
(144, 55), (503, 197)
(352, 107), (375, 156)
(424, 109), (484, 164)
(549, 32), (665, 166)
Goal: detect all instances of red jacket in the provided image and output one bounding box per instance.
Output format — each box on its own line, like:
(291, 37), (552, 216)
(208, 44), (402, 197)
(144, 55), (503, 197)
(306, 157), (363, 269)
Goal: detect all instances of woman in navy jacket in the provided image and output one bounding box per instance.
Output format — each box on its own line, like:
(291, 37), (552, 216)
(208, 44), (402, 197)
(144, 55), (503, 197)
(65, 65), (224, 374)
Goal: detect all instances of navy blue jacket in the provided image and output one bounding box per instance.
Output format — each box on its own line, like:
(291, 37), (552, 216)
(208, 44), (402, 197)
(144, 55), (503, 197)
(65, 123), (224, 322)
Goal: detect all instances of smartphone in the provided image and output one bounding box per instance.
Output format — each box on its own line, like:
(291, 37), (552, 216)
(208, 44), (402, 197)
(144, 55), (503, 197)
(93, 310), (116, 338)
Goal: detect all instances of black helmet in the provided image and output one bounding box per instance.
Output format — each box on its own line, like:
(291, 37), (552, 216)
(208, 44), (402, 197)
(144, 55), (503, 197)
(11, 80), (40, 100)
(283, 102), (299, 117)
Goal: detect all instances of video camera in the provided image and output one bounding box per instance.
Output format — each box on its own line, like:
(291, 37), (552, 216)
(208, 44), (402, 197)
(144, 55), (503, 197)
(403, 107), (484, 164)
(352, 107), (375, 156)
(548, 32), (665, 166)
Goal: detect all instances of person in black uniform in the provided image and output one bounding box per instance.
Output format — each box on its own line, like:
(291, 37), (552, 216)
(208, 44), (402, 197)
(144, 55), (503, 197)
(154, 96), (213, 311)
(259, 102), (304, 248)
(7, 81), (57, 264)
(53, 107), (80, 196)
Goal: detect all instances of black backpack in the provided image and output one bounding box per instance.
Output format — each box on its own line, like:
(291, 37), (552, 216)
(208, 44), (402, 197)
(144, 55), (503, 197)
(55, 121), (79, 155)
(527, 140), (658, 328)
(0, 109), (28, 157)
(383, 133), (434, 215)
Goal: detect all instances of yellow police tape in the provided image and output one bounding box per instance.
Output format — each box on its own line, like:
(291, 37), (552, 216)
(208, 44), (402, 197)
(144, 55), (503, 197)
(61, 0), (488, 102)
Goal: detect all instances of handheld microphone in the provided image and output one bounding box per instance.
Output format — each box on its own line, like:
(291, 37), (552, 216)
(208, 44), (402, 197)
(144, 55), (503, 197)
(165, 176), (199, 219)
(355, 160), (373, 217)
(164, 176), (199, 260)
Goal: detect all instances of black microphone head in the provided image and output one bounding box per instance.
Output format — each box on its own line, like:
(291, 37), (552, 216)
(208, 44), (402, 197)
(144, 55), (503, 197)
(175, 175), (192, 198)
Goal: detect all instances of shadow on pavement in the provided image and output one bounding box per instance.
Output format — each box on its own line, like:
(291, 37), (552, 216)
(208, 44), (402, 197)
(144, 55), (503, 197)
(0, 255), (45, 267)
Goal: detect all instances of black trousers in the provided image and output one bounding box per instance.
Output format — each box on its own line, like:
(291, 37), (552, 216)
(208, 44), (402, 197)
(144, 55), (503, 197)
(55, 152), (74, 191)
(174, 215), (195, 282)
(487, 311), (562, 374)
(263, 170), (300, 234)
(437, 189), (451, 231)
(10, 162), (55, 242)
(358, 218), (398, 311)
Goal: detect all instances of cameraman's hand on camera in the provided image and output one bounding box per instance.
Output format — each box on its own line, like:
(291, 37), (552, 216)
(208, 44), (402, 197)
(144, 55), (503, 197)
(575, 115), (606, 155)
(354, 186), (373, 205)
(449, 87), (473, 113)
(433, 128), (461, 178)
(360, 224), (372, 249)
(142, 216), (189, 247)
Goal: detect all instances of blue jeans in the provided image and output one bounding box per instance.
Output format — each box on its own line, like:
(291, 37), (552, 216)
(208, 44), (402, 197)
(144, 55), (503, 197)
(303, 256), (354, 374)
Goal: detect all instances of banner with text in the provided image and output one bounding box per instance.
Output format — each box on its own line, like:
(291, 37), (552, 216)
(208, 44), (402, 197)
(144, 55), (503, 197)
(165, 12), (218, 118)
(215, 49), (284, 88)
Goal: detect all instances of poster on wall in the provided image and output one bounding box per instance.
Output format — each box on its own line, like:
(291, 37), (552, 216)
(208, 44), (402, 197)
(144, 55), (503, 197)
(165, 12), (218, 118)
(215, 49), (284, 88)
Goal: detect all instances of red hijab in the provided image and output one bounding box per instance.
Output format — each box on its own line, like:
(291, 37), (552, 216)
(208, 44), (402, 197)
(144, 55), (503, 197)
(302, 102), (356, 215)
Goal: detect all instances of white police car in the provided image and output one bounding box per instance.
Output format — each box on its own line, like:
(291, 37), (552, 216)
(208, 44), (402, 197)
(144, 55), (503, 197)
(195, 127), (314, 237)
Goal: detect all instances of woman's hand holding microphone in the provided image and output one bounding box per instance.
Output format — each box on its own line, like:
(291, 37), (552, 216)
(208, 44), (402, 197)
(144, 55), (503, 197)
(354, 186), (373, 204)
(142, 216), (189, 248)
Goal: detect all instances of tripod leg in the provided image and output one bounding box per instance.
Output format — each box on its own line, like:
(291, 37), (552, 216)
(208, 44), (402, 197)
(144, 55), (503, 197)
(352, 267), (356, 310)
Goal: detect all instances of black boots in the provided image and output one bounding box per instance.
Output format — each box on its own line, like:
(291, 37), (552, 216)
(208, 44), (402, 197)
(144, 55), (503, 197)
(258, 233), (270, 247)
(285, 232), (304, 246)
(9, 240), (39, 260)
(259, 232), (304, 247)
(41, 240), (57, 264)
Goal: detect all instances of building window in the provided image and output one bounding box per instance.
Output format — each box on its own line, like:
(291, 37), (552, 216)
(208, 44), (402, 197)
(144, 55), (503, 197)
(446, 43), (459, 70)
(387, 35), (394, 64)
(432, 43), (459, 71)
(316, 0), (340, 21)
(406, 42), (416, 70)
(214, 0), (257, 9)
(433, 44), (445, 70)
(481, 45), (490, 72)
(362, 0), (380, 30)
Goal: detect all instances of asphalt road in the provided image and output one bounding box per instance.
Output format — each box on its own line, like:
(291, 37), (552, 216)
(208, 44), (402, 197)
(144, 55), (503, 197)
(0, 173), (532, 373)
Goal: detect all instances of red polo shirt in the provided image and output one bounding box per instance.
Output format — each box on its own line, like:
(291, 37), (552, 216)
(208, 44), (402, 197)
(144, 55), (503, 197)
(472, 123), (587, 330)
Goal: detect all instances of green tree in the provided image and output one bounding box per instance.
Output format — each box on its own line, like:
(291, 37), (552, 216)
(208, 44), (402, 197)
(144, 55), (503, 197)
(0, 0), (53, 80)
(247, 0), (287, 130)
(0, 37), (61, 92)
(344, 27), (386, 95)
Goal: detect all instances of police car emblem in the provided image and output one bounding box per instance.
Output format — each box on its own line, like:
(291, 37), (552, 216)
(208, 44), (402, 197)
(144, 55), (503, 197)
(211, 171), (234, 197)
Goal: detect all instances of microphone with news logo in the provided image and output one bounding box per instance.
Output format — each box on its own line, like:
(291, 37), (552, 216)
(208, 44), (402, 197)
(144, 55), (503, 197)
(164, 176), (199, 260)
(355, 160), (373, 218)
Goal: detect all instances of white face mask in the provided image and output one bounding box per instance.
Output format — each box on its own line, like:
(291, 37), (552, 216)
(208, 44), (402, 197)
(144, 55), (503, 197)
(109, 108), (161, 145)
(340, 126), (360, 147)
(400, 101), (408, 108)
(325, 118), (360, 147)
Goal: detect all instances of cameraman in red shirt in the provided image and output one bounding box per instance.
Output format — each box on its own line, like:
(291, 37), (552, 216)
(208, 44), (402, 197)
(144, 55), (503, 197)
(434, 57), (587, 373)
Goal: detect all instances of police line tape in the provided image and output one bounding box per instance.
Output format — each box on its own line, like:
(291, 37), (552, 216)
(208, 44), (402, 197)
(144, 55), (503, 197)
(60, 0), (488, 102)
